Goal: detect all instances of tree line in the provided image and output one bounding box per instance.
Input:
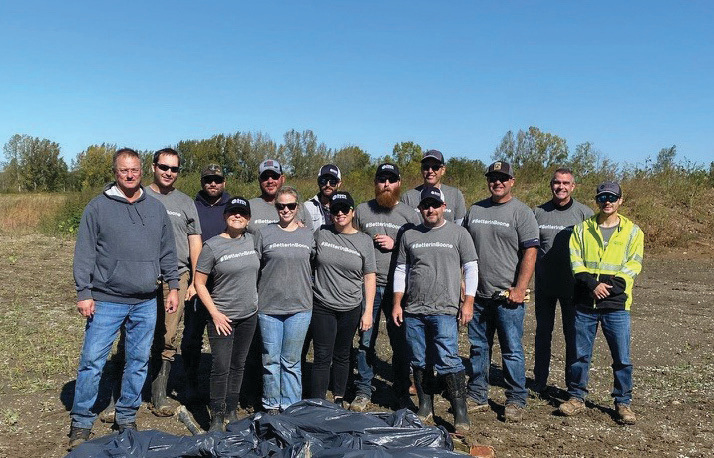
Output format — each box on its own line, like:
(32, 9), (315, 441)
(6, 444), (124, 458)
(1, 128), (713, 193)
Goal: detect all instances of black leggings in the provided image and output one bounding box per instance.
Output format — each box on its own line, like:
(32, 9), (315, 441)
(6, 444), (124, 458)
(207, 313), (257, 412)
(310, 302), (361, 399)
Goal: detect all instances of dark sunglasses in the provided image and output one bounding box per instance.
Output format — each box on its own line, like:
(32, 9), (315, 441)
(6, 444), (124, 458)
(275, 202), (298, 211)
(318, 177), (339, 187)
(330, 206), (352, 216)
(596, 193), (620, 204)
(487, 174), (511, 183)
(156, 163), (180, 173)
(260, 172), (281, 181)
(376, 176), (398, 184)
(418, 200), (442, 211)
(421, 164), (443, 172)
(202, 175), (225, 184)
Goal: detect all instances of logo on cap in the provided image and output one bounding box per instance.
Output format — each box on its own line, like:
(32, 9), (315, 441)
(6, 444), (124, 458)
(231, 198), (247, 206)
(493, 162), (502, 171)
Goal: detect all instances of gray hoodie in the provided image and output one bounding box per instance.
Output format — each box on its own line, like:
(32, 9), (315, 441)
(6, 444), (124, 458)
(73, 183), (179, 304)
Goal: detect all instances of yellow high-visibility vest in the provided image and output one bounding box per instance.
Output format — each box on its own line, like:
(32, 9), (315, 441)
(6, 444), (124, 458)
(569, 214), (644, 310)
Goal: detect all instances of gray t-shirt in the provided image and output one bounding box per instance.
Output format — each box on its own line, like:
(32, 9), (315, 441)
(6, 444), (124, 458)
(353, 200), (420, 287)
(401, 184), (467, 224)
(313, 227), (377, 311)
(146, 187), (202, 275)
(247, 197), (314, 234)
(463, 197), (540, 299)
(534, 199), (594, 296)
(196, 234), (260, 320)
(256, 223), (315, 314)
(397, 222), (477, 316)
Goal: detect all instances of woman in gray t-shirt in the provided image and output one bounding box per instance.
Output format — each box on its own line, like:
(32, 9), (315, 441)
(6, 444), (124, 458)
(255, 187), (316, 413)
(194, 197), (259, 432)
(310, 191), (376, 406)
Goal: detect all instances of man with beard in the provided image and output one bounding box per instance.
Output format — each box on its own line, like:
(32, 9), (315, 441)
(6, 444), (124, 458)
(400, 150), (467, 225)
(181, 164), (232, 402)
(145, 148), (203, 416)
(247, 159), (313, 234)
(305, 164), (342, 231)
(350, 163), (420, 411)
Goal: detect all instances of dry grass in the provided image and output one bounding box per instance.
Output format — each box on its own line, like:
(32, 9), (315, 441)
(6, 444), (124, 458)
(0, 194), (66, 235)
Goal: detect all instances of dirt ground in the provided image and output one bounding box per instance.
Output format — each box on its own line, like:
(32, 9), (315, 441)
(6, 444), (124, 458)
(0, 234), (712, 457)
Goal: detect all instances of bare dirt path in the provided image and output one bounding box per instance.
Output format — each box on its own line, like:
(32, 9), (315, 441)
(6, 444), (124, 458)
(0, 235), (712, 457)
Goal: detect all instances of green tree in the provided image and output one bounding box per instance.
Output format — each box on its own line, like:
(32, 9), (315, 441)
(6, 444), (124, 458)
(279, 129), (332, 178)
(391, 141), (423, 169)
(333, 145), (371, 175)
(3, 134), (68, 191)
(653, 145), (677, 174)
(72, 144), (117, 189)
(493, 127), (568, 171)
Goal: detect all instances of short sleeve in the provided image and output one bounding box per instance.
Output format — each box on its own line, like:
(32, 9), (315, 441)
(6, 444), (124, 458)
(196, 242), (216, 274)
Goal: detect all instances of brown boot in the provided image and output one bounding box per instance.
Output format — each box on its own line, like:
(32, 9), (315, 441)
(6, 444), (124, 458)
(616, 404), (636, 424)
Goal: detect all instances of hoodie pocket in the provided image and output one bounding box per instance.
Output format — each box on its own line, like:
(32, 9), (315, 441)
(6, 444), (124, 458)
(106, 260), (160, 296)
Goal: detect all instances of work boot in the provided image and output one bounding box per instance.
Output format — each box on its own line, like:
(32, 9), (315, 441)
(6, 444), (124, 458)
(151, 359), (175, 416)
(412, 367), (433, 422)
(504, 403), (524, 423)
(559, 398), (586, 417)
(67, 426), (91, 451)
(209, 407), (225, 432)
(349, 394), (370, 412)
(115, 421), (137, 433)
(616, 403), (636, 425)
(444, 370), (470, 432)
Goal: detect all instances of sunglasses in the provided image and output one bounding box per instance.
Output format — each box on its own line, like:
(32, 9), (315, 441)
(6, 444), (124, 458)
(202, 175), (225, 184)
(421, 164), (443, 172)
(487, 174), (511, 183)
(418, 200), (442, 211)
(596, 193), (620, 204)
(275, 202), (298, 211)
(376, 176), (398, 184)
(156, 163), (180, 173)
(318, 177), (339, 187)
(330, 206), (352, 216)
(260, 172), (281, 181)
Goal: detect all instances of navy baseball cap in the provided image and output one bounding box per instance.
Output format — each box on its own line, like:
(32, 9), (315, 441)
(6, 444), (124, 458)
(419, 186), (444, 206)
(596, 181), (622, 197)
(224, 196), (251, 215)
(375, 163), (400, 180)
(422, 149), (444, 164)
(330, 191), (354, 213)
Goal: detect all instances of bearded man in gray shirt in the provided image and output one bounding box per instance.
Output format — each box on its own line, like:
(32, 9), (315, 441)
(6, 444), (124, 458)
(532, 168), (593, 396)
(392, 186), (478, 433)
(350, 163), (420, 412)
(463, 161), (539, 423)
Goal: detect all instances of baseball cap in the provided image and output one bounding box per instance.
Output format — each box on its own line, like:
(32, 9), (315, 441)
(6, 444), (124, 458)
(419, 186), (444, 206)
(201, 163), (223, 178)
(318, 164), (341, 181)
(224, 196), (251, 215)
(595, 181), (622, 197)
(485, 161), (514, 178)
(330, 191), (355, 213)
(422, 149), (444, 164)
(375, 163), (400, 180)
(259, 159), (283, 176)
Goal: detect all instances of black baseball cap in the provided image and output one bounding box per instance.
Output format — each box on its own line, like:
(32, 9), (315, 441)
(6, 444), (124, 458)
(375, 163), (400, 180)
(318, 164), (341, 181)
(224, 196), (251, 215)
(485, 161), (514, 178)
(422, 149), (444, 164)
(419, 186), (444, 206)
(330, 191), (355, 213)
(596, 181), (622, 197)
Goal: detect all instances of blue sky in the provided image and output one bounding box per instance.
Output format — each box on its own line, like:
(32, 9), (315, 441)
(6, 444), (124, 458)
(1, 1), (712, 168)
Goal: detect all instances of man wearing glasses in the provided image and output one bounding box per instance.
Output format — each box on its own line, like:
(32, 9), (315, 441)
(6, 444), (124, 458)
(305, 164), (342, 231)
(350, 163), (420, 412)
(145, 148), (203, 416)
(559, 181), (643, 425)
(247, 159), (313, 234)
(181, 164), (231, 403)
(400, 150), (467, 225)
(463, 161), (539, 423)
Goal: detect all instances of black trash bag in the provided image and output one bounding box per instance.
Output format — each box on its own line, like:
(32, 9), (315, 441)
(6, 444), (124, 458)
(68, 399), (460, 457)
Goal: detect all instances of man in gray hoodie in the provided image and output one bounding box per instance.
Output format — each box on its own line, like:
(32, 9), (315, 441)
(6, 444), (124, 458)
(68, 148), (179, 450)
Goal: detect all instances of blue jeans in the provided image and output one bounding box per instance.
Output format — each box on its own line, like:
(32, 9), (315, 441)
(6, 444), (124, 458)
(355, 286), (410, 398)
(71, 299), (157, 429)
(533, 290), (576, 391)
(467, 299), (527, 407)
(258, 311), (312, 410)
(404, 314), (463, 375)
(567, 308), (632, 405)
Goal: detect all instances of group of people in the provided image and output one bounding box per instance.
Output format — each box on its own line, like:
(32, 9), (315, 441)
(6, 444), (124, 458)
(67, 147), (644, 450)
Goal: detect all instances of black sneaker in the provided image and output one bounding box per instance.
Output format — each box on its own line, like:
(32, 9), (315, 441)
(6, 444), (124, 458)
(67, 426), (91, 451)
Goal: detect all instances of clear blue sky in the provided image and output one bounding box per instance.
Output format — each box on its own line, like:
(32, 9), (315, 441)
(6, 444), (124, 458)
(1, 1), (712, 168)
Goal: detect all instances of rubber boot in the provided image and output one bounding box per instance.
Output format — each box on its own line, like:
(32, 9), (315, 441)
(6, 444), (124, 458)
(209, 407), (225, 432)
(444, 370), (470, 432)
(151, 359), (175, 416)
(412, 367), (433, 422)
